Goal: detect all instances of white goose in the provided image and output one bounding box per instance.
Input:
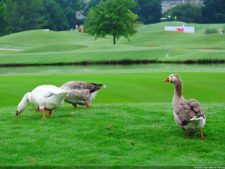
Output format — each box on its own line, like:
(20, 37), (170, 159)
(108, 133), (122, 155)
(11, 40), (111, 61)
(16, 85), (68, 119)
(165, 74), (206, 138)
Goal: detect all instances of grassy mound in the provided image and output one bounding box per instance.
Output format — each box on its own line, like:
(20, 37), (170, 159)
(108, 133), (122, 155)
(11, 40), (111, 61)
(0, 22), (225, 65)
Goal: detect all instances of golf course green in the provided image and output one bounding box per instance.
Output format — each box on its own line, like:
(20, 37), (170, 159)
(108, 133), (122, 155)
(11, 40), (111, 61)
(0, 64), (224, 166)
(0, 21), (225, 166)
(0, 22), (225, 65)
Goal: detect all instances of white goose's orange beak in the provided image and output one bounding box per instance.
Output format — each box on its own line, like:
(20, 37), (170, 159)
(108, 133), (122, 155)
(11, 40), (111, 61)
(164, 77), (170, 83)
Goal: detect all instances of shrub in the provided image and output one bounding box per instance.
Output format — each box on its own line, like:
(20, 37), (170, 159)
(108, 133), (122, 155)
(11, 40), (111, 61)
(205, 28), (218, 34)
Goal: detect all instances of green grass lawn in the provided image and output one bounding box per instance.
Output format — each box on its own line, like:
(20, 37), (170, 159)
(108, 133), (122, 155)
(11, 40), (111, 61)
(0, 22), (225, 65)
(1, 103), (224, 166)
(0, 65), (224, 166)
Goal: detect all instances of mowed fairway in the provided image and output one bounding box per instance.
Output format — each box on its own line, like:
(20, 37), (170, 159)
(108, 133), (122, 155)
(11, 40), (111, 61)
(0, 64), (225, 166)
(0, 22), (225, 65)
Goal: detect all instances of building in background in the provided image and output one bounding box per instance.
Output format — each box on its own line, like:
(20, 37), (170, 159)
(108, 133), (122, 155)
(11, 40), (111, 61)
(162, 0), (204, 13)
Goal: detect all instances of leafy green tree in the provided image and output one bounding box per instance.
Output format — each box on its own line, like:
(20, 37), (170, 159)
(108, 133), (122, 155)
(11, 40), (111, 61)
(0, 0), (8, 36)
(43, 0), (82, 30)
(203, 0), (225, 23)
(56, 0), (82, 28)
(1, 0), (84, 34)
(83, 0), (101, 17)
(6, 0), (45, 33)
(164, 3), (203, 23)
(42, 0), (68, 30)
(87, 0), (101, 7)
(134, 0), (162, 24)
(85, 0), (138, 45)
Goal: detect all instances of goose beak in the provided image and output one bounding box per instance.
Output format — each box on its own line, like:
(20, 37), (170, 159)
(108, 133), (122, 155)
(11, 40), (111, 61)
(164, 77), (170, 83)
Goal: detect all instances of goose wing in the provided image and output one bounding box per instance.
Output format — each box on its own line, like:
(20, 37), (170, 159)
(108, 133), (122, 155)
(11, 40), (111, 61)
(32, 85), (64, 98)
(175, 99), (205, 126)
(65, 89), (91, 104)
(61, 81), (104, 93)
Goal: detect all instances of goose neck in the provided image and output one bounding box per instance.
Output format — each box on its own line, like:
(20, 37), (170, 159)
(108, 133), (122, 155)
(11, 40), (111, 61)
(174, 80), (182, 98)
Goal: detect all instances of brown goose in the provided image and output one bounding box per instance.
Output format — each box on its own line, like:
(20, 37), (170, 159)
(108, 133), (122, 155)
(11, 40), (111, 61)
(60, 81), (105, 108)
(165, 74), (206, 138)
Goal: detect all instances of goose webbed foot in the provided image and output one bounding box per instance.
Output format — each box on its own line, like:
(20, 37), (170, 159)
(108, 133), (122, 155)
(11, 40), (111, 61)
(35, 107), (40, 113)
(49, 111), (53, 117)
(73, 104), (77, 109)
(85, 102), (90, 108)
(183, 129), (195, 137)
(200, 128), (204, 139)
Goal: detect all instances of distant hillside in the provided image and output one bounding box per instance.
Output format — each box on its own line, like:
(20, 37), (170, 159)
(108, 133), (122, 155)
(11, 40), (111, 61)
(0, 22), (225, 65)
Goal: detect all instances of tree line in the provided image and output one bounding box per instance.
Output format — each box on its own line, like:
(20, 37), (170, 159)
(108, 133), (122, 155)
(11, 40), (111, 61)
(164, 0), (225, 23)
(0, 0), (225, 36)
(0, 0), (83, 36)
(0, 0), (163, 36)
